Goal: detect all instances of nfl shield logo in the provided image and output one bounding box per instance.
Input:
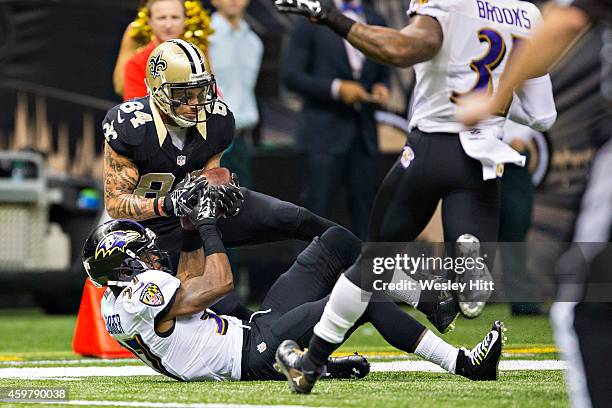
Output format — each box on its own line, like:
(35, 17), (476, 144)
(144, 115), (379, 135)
(176, 155), (187, 166)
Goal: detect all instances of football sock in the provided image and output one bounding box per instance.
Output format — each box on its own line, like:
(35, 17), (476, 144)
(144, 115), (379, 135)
(313, 273), (372, 344)
(303, 335), (337, 373)
(362, 302), (426, 353)
(414, 330), (459, 373)
(383, 269), (421, 307)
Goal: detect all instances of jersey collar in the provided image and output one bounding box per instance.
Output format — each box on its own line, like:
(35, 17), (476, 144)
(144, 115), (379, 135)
(149, 98), (208, 147)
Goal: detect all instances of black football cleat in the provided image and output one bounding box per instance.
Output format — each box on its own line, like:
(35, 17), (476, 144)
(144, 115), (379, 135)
(323, 352), (370, 379)
(275, 340), (320, 394)
(455, 321), (506, 381)
(419, 289), (460, 334)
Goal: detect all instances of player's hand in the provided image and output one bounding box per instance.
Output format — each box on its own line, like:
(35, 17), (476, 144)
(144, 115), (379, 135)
(338, 80), (371, 106)
(163, 173), (208, 217)
(274, 0), (330, 23)
(370, 83), (390, 107)
(189, 186), (223, 228)
(217, 173), (244, 218)
(455, 91), (498, 127)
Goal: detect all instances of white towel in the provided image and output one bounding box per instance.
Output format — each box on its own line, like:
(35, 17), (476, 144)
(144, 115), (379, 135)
(459, 128), (526, 180)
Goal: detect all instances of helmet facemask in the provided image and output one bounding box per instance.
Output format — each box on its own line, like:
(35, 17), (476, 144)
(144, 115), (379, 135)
(160, 76), (217, 127)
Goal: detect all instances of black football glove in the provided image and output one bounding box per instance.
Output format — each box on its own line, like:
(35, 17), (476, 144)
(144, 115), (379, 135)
(216, 173), (244, 218)
(163, 173), (208, 217)
(274, 0), (355, 37)
(274, 0), (332, 22)
(188, 186), (223, 228)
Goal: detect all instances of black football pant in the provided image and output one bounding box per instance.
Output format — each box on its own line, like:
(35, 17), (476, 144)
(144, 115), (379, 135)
(156, 188), (337, 319)
(240, 226), (426, 380)
(369, 129), (500, 244)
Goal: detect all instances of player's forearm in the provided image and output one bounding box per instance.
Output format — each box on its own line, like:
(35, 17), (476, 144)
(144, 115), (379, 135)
(177, 248), (206, 282)
(104, 193), (157, 221)
(494, 6), (589, 111)
(347, 23), (435, 68)
(190, 253), (234, 310)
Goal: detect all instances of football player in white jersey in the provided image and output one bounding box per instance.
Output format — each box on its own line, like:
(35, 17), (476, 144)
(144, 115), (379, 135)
(272, 0), (556, 393)
(83, 182), (503, 385)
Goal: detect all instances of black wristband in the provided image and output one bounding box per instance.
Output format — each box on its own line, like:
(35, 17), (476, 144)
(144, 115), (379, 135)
(161, 195), (173, 217)
(153, 197), (162, 217)
(198, 223), (226, 256)
(181, 229), (203, 252)
(325, 7), (356, 38)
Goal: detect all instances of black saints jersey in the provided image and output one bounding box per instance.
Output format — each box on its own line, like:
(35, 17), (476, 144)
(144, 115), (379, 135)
(102, 96), (235, 233)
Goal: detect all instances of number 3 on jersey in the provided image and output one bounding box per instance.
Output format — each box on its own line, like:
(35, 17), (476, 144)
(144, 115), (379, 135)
(451, 29), (524, 110)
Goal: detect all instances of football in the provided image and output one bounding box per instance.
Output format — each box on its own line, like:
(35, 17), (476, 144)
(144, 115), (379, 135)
(191, 167), (232, 187)
(181, 167), (233, 230)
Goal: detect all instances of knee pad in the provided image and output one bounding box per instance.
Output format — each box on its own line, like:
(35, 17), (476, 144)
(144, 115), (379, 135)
(320, 226), (362, 269)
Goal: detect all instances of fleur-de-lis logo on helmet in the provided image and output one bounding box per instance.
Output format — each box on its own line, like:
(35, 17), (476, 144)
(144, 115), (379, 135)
(149, 52), (167, 79)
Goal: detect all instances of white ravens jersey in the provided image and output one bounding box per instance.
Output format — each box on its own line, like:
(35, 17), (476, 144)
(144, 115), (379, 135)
(101, 270), (244, 381)
(408, 0), (543, 134)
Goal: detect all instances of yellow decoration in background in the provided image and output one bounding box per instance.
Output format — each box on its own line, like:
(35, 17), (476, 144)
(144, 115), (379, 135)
(129, 0), (214, 54)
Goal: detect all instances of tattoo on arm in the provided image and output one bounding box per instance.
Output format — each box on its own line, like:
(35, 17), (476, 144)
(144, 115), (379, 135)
(103, 143), (157, 220)
(347, 16), (443, 68)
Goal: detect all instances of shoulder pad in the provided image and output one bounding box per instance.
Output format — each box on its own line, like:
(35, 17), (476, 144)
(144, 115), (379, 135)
(206, 100), (233, 119)
(103, 97), (154, 147)
(121, 270), (180, 315)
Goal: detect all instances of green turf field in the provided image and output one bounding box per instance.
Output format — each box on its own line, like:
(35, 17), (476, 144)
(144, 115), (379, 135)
(0, 304), (566, 407)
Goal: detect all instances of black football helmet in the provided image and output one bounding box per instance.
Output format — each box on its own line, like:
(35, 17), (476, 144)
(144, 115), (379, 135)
(81, 219), (172, 287)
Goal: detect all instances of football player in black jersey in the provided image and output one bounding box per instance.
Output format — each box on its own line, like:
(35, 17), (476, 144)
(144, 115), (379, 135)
(103, 39), (337, 319)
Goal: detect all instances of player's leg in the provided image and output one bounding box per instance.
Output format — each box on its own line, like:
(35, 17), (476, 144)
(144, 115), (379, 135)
(368, 134), (461, 331)
(442, 177), (500, 318)
(277, 134), (447, 386)
(274, 293), (505, 392)
(368, 136), (440, 242)
(239, 226), (362, 381)
(258, 225), (361, 318)
(217, 188), (337, 247)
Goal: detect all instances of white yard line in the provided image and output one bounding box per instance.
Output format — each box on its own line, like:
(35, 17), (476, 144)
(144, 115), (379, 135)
(0, 359), (137, 366)
(19, 401), (320, 408)
(370, 360), (566, 372)
(0, 360), (565, 380)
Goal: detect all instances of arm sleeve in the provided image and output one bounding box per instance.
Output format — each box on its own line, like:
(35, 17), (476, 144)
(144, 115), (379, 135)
(280, 20), (334, 101)
(509, 74), (557, 132)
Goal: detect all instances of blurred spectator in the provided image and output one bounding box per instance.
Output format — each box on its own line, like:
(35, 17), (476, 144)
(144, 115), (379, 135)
(124, 0), (186, 100)
(498, 120), (542, 315)
(281, 0), (390, 239)
(209, 0), (262, 188)
(113, 0), (213, 100)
